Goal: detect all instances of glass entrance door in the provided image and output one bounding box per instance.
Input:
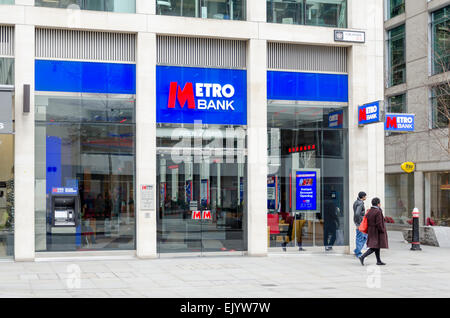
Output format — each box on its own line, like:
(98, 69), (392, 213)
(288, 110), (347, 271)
(157, 124), (247, 256)
(0, 134), (14, 258)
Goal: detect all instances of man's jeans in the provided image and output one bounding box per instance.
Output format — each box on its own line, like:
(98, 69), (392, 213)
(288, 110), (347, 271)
(354, 229), (368, 257)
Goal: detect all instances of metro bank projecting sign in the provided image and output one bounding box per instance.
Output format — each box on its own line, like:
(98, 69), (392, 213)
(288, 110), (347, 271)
(385, 113), (415, 132)
(358, 101), (381, 125)
(156, 66), (247, 125)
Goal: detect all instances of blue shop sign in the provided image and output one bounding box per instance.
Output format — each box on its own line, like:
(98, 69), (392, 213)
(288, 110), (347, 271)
(296, 171), (317, 211)
(328, 109), (344, 128)
(156, 66), (247, 125)
(385, 113), (415, 132)
(358, 101), (381, 125)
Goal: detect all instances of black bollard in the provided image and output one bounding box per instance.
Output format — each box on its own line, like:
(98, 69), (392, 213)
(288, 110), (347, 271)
(410, 208), (422, 251)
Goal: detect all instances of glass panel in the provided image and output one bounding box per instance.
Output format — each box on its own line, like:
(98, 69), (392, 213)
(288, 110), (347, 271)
(0, 0), (14, 4)
(267, 0), (304, 25)
(429, 172), (450, 227)
(35, 0), (136, 13)
(388, 0), (404, 19)
(156, 0), (246, 20)
(385, 173), (414, 226)
(432, 6), (450, 75)
(0, 135), (14, 258)
(431, 84), (450, 129)
(0, 58), (14, 86)
(157, 124), (247, 254)
(305, 0), (347, 28)
(387, 24), (405, 86)
(35, 95), (136, 252)
(267, 103), (348, 251)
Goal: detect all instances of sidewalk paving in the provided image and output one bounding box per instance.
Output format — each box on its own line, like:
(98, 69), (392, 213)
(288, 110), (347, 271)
(0, 231), (449, 298)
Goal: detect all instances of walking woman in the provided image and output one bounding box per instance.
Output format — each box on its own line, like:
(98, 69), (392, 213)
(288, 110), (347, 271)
(359, 197), (388, 266)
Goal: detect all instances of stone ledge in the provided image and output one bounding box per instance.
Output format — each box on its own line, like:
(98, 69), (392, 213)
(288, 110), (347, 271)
(403, 226), (450, 247)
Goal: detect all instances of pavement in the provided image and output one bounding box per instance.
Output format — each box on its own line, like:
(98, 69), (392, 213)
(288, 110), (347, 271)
(0, 231), (449, 298)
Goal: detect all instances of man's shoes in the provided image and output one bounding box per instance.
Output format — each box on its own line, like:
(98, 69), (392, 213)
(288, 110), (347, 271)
(298, 247), (306, 251)
(359, 256), (365, 266)
(376, 261), (386, 266)
(325, 246), (333, 251)
(281, 242), (287, 252)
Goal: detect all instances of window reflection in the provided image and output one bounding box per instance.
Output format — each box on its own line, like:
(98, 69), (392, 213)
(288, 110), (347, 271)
(35, 95), (136, 252)
(35, 0), (136, 13)
(267, 0), (347, 28)
(156, 0), (246, 21)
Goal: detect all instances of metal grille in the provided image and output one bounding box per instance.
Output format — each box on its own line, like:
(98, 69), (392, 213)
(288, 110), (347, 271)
(157, 36), (246, 69)
(268, 42), (347, 73)
(36, 28), (136, 62)
(0, 26), (14, 57)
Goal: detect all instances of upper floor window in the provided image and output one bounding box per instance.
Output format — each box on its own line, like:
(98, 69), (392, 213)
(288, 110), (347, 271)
(387, 0), (405, 20)
(431, 5), (450, 75)
(387, 24), (406, 87)
(156, 0), (246, 21)
(431, 84), (450, 129)
(35, 0), (136, 13)
(0, 0), (14, 4)
(0, 58), (14, 85)
(267, 0), (347, 28)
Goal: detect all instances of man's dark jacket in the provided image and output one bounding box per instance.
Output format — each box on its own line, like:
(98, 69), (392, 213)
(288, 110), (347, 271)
(353, 198), (365, 226)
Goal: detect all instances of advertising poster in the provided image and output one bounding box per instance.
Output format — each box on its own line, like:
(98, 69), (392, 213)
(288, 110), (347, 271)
(185, 180), (193, 203)
(296, 171), (317, 211)
(200, 179), (209, 208)
(328, 109), (344, 128)
(267, 176), (278, 210)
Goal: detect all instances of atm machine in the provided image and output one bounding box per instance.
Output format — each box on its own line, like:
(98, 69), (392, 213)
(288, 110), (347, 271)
(48, 192), (80, 251)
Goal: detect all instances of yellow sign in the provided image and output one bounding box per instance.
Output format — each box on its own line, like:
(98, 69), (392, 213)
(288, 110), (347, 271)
(401, 162), (415, 173)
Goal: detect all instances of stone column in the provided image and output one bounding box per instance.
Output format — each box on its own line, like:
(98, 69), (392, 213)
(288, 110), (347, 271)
(247, 39), (267, 256)
(135, 32), (157, 259)
(136, 0), (155, 15)
(247, 0), (266, 22)
(14, 24), (35, 261)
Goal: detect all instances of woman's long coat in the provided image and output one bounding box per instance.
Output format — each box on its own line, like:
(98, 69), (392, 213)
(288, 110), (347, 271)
(366, 207), (389, 249)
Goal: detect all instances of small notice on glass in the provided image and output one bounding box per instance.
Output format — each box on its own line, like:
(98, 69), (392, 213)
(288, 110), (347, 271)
(140, 185), (154, 211)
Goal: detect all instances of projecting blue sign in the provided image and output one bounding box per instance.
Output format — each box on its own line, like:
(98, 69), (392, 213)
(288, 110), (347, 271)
(156, 66), (247, 125)
(296, 171), (317, 211)
(385, 113), (415, 132)
(358, 101), (381, 125)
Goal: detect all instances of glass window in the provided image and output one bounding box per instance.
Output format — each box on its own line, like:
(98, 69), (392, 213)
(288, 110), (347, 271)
(429, 172), (450, 227)
(385, 173), (414, 226)
(156, 0), (246, 21)
(0, 0), (14, 4)
(387, 0), (404, 20)
(431, 84), (450, 129)
(156, 123), (247, 254)
(0, 134), (14, 258)
(267, 0), (347, 27)
(0, 58), (14, 86)
(387, 24), (406, 87)
(35, 0), (136, 13)
(267, 103), (349, 250)
(431, 5), (450, 75)
(35, 94), (136, 252)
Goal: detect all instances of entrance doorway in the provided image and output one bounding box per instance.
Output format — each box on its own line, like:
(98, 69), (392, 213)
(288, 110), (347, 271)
(0, 134), (14, 258)
(157, 125), (247, 256)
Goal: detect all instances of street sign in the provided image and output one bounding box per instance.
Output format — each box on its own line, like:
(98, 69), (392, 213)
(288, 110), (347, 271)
(334, 30), (365, 43)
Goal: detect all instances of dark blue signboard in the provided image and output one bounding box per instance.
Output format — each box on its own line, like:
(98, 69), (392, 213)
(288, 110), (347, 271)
(267, 71), (348, 102)
(328, 109), (344, 128)
(358, 101), (381, 125)
(35, 60), (136, 94)
(385, 113), (415, 132)
(156, 65), (247, 125)
(296, 171), (317, 211)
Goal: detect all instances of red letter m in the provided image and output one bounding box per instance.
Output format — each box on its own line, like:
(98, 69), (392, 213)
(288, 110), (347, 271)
(192, 211), (201, 220)
(386, 116), (397, 129)
(359, 108), (366, 122)
(168, 82), (196, 109)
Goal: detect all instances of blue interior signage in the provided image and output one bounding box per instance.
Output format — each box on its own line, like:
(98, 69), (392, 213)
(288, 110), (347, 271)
(156, 66), (247, 125)
(296, 171), (317, 211)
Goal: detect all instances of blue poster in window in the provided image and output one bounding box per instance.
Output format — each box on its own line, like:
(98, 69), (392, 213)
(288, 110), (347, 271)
(296, 171), (317, 211)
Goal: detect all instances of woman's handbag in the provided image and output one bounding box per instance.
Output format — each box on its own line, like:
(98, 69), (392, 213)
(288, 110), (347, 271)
(358, 212), (368, 234)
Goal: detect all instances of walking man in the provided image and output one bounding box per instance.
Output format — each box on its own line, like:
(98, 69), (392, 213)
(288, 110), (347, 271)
(353, 191), (367, 257)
